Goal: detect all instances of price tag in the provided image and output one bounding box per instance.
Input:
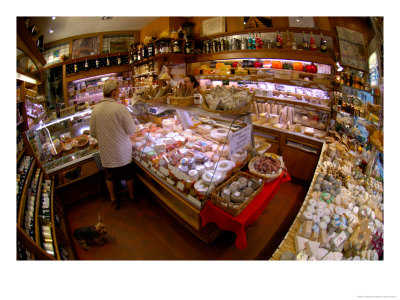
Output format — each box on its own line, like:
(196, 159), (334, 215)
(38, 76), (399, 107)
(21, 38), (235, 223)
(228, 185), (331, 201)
(151, 166), (157, 173)
(159, 166), (170, 177)
(177, 182), (185, 191)
(157, 171), (166, 179)
(229, 125), (252, 158)
(175, 170), (186, 180)
(140, 161), (149, 168)
(166, 178), (175, 186)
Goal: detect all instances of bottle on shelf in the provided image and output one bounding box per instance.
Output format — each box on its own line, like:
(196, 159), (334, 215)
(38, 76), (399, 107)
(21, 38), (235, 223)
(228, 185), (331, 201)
(173, 39), (180, 53)
(241, 37), (246, 50)
(95, 57), (100, 68)
(309, 32), (317, 51)
(154, 42), (159, 56)
(285, 30), (292, 49)
(251, 34), (256, 49)
(148, 42), (153, 57)
(74, 60), (78, 73)
(216, 38), (221, 52)
(106, 55), (110, 67)
(247, 33), (252, 49)
(275, 31), (282, 49)
(185, 39), (191, 54)
(84, 58), (89, 71)
(117, 53), (122, 65)
(178, 26), (184, 39)
(224, 37), (230, 51)
(302, 31), (309, 50)
(319, 32), (327, 52)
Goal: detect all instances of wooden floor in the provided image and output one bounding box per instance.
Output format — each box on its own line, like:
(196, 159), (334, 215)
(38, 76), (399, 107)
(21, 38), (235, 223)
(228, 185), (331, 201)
(65, 178), (309, 260)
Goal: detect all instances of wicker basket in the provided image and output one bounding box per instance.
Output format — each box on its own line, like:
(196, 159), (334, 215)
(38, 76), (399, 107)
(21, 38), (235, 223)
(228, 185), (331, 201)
(141, 94), (170, 105)
(248, 153), (285, 182)
(168, 96), (194, 106)
(211, 171), (264, 217)
(201, 90), (255, 115)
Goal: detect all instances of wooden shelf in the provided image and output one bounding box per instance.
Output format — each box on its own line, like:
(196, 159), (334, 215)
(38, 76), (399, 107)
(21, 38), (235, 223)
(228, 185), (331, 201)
(255, 96), (331, 112)
(66, 65), (131, 83)
(34, 172), (44, 246)
(193, 49), (335, 65)
(50, 180), (61, 260)
(17, 160), (36, 227)
(17, 147), (26, 164)
(132, 53), (195, 66)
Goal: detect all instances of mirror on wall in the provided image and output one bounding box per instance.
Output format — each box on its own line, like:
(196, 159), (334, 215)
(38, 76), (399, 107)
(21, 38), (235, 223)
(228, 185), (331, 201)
(17, 48), (41, 81)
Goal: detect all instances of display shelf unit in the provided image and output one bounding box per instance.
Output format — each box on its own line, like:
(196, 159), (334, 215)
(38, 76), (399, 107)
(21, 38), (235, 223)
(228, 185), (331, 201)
(196, 74), (332, 91)
(17, 160), (36, 226)
(255, 95), (331, 112)
(193, 49), (335, 66)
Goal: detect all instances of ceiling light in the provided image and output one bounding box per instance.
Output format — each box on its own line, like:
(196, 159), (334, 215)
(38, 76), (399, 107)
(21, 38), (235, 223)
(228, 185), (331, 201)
(49, 29), (54, 34)
(52, 16), (56, 20)
(297, 19), (300, 22)
(101, 17), (112, 20)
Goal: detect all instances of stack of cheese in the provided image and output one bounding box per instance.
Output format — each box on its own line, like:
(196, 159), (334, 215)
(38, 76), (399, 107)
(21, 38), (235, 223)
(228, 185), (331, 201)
(280, 139), (384, 261)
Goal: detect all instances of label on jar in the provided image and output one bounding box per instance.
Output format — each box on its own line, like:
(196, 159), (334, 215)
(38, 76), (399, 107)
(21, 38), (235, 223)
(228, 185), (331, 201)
(159, 166), (169, 177)
(177, 182), (185, 191)
(166, 178), (175, 186)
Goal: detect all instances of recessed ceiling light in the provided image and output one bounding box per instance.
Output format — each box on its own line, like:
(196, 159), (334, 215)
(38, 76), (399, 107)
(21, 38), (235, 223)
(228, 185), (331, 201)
(52, 16), (56, 20)
(49, 29), (54, 34)
(297, 19), (300, 22)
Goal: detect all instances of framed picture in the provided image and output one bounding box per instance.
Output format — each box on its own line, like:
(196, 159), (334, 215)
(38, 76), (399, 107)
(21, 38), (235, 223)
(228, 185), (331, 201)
(336, 26), (368, 71)
(109, 40), (128, 53)
(72, 36), (100, 59)
(202, 17), (226, 37)
(244, 17), (272, 29)
(288, 17), (315, 28)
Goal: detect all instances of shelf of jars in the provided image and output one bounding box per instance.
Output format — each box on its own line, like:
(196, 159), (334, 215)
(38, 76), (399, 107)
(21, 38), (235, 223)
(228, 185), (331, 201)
(17, 156), (35, 218)
(194, 49), (335, 66)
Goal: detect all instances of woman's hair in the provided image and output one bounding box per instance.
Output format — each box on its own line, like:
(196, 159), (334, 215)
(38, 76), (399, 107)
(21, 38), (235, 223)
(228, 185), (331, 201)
(186, 75), (199, 88)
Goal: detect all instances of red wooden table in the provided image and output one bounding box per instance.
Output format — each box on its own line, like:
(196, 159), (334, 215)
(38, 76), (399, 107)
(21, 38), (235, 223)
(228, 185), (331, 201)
(200, 172), (291, 250)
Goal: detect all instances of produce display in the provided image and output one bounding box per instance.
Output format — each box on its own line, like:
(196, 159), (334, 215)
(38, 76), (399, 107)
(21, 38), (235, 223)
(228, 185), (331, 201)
(204, 85), (253, 111)
(274, 134), (384, 261)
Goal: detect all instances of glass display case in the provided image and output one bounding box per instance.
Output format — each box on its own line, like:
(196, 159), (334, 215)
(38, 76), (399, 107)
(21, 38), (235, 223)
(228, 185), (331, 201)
(128, 101), (264, 209)
(27, 109), (99, 175)
(193, 57), (333, 142)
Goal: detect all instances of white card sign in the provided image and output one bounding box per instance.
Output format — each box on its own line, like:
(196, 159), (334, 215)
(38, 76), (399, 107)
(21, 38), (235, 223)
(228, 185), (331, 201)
(229, 125), (252, 158)
(176, 109), (193, 130)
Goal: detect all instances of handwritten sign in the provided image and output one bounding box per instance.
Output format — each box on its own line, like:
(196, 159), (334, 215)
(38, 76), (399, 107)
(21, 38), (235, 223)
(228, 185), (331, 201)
(229, 125), (252, 158)
(176, 109), (193, 130)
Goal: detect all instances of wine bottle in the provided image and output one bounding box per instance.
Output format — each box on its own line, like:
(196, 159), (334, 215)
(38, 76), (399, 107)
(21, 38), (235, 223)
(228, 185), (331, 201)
(84, 58), (89, 70)
(95, 57), (100, 68)
(178, 26), (184, 39)
(216, 39), (221, 52)
(252, 34), (256, 49)
(173, 39), (180, 53)
(247, 34), (252, 49)
(320, 32), (327, 52)
(255, 33), (260, 49)
(285, 30), (292, 49)
(74, 60), (78, 73)
(241, 38), (246, 50)
(106, 55), (110, 67)
(310, 32), (317, 51)
(185, 39), (191, 54)
(275, 31), (282, 49)
(117, 53), (122, 65)
(148, 43), (153, 57)
(302, 31), (309, 50)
